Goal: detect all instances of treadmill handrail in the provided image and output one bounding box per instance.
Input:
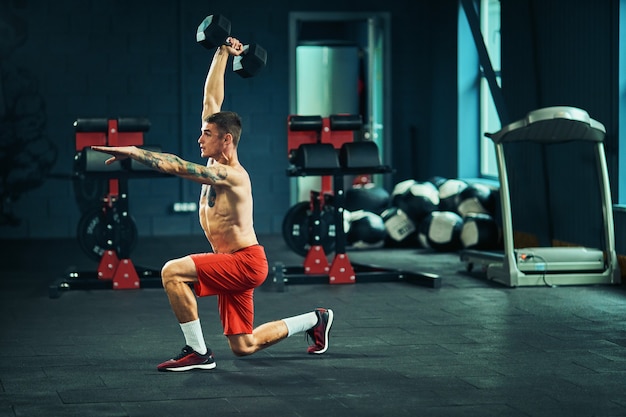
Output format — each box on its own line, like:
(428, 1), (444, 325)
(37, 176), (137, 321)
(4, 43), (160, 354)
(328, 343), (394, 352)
(486, 106), (606, 144)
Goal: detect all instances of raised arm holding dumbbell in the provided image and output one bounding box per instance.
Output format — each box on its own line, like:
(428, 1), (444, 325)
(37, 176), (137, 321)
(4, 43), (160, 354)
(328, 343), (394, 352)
(202, 37), (243, 120)
(92, 15), (333, 372)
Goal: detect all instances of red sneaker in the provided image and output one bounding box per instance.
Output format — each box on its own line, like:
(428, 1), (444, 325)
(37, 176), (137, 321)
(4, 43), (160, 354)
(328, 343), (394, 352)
(157, 346), (216, 372)
(306, 308), (334, 354)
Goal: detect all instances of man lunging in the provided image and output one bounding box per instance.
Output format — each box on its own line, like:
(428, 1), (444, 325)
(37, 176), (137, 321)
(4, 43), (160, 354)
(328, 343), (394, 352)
(92, 38), (333, 372)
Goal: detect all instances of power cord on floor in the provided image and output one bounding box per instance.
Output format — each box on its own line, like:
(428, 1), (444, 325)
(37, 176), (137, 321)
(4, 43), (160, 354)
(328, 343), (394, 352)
(520, 253), (555, 288)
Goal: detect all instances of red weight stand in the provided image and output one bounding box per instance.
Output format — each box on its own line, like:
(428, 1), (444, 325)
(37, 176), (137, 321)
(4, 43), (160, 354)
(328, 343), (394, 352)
(97, 250), (120, 280)
(328, 253), (355, 284)
(303, 245), (330, 274)
(49, 117), (164, 298)
(96, 251), (140, 289)
(112, 259), (141, 290)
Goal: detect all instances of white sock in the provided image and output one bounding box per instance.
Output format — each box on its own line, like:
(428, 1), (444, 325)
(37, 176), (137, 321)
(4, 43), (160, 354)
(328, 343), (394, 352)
(180, 319), (208, 354)
(282, 311), (319, 337)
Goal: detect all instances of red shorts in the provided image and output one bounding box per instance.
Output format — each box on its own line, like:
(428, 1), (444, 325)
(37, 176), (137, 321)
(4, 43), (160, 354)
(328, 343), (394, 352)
(190, 245), (268, 335)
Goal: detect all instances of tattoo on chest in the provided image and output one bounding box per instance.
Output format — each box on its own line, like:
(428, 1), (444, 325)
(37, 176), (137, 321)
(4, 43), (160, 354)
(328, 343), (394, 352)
(208, 187), (216, 207)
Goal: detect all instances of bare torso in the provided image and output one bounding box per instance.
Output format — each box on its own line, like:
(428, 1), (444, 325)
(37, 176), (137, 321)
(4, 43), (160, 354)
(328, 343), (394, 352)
(198, 163), (258, 253)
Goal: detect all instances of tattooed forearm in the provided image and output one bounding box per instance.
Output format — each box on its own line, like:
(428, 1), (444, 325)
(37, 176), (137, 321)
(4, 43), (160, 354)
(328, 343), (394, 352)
(134, 149), (228, 183)
(134, 149), (177, 171)
(132, 150), (163, 170)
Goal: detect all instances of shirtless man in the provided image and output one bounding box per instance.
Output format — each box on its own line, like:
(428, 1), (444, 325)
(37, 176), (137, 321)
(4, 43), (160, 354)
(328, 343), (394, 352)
(92, 37), (333, 372)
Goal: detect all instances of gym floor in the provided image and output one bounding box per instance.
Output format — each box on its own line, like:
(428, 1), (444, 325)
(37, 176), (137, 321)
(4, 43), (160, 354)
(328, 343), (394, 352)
(1, 234), (626, 417)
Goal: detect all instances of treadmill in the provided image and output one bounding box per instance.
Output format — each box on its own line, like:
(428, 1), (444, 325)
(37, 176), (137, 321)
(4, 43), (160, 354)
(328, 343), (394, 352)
(461, 106), (621, 287)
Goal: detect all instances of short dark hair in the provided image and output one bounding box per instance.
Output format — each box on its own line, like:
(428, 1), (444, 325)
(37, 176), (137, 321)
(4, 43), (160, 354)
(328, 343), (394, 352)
(205, 111), (242, 146)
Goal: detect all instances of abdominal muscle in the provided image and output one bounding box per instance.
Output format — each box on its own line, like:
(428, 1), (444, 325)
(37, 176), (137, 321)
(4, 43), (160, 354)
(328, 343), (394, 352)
(198, 184), (258, 254)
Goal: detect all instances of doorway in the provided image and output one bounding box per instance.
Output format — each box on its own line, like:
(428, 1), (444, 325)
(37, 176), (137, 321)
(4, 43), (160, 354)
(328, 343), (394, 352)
(288, 12), (391, 204)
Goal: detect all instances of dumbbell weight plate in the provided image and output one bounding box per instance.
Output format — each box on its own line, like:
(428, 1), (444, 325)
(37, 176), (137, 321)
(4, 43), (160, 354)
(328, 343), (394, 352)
(196, 14), (232, 49)
(77, 207), (138, 262)
(196, 15), (267, 78)
(281, 202), (336, 257)
(233, 43), (267, 78)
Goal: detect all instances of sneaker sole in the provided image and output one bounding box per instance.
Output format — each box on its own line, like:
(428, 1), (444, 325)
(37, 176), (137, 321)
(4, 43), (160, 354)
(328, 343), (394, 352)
(310, 309), (333, 354)
(160, 362), (217, 372)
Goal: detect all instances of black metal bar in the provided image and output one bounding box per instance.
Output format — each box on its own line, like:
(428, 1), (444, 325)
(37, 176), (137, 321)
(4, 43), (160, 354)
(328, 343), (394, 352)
(333, 173), (347, 255)
(48, 268), (163, 298)
(268, 262), (441, 289)
(460, 0), (510, 125)
(287, 165), (392, 177)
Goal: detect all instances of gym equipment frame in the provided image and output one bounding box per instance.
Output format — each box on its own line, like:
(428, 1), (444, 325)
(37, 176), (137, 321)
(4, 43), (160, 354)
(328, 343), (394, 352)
(461, 106), (621, 287)
(49, 118), (167, 298)
(273, 114), (441, 290)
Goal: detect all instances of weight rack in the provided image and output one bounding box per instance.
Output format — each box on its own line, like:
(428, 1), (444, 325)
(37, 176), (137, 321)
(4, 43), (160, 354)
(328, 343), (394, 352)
(49, 118), (167, 298)
(272, 114), (442, 290)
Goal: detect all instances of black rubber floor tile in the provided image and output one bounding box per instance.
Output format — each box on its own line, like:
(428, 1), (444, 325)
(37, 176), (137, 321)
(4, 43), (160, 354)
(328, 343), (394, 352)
(235, 395), (348, 416)
(3, 236), (626, 417)
(13, 403), (129, 417)
(0, 391), (61, 409)
(0, 368), (48, 393)
(0, 346), (38, 365)
(20, 369), (105, 394)
(588, 344), (626, 363)
(58, 386), (167, 404)
(433, 385), (558, 410)
(561, 350), (626, 373)
(397, 362), (503, 379)
(162, 382), (273, 401)
(512, 396), (626, 417)
(332, 392), (444, 417)
(484, 357), (592, 377)
(376, 403), (531, 417)
(122, 398), (237, 417)
(0, 407), (14, 417)
(328, 335), (391, 350)
(440, 336), (547, 355)
(560, 369), (626, 389)
(399, 327), (477, 345)
(461, 374), (581, 393)
(306, 368), (412, 395)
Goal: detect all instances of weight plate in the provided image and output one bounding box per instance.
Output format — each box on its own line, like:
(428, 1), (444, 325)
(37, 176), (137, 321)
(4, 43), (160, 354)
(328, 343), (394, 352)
(73, 175), (107, 214)
(281, 201), (336, 257)
(77, 207), (138, 261)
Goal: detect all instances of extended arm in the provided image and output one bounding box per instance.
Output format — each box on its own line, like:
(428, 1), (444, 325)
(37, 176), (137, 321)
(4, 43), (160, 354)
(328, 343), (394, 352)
(91, 145), (236, 185)
(202, 38), (244, 121)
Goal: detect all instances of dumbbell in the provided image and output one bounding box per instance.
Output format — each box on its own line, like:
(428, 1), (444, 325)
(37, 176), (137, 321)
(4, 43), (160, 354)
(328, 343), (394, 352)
(196, 14), (267, 78)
